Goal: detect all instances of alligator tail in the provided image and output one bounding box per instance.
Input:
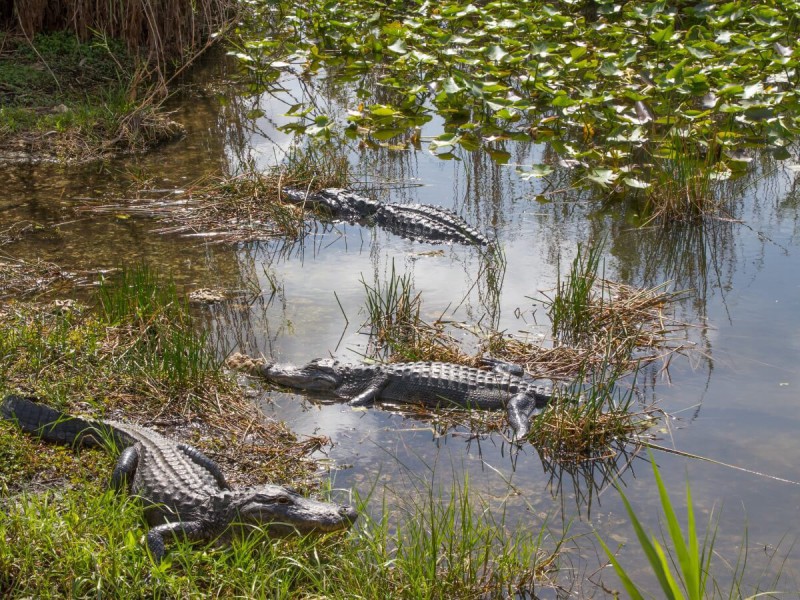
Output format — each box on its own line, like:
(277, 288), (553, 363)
(1, 395), (116, 448)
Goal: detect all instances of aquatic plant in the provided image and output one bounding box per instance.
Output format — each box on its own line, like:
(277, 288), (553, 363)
(235, 0), (800, 217)
(596, 451), (785, 599)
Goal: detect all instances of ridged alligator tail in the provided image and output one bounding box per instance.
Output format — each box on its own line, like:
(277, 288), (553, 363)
(282, 188), (490, 246)
(228, 354), (556, 441)
(0, 395), (358, 562)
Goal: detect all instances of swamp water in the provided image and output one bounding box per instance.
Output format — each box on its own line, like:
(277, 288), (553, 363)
(2, 62), (800, 595)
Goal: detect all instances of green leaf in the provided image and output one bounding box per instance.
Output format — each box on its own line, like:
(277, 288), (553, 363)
(370, 105), (401, 117)
(517, 164), (553, 179)
(443, 77), (462, 94)
(624, 177), (651, 189)
(487, 45), (508, 62)
(487, 148), (511, 164)
(650, 22), (674, 45)
(371, 128), (405, 140)
(387, 39), (408, 54)
(587, 169), (617, 187)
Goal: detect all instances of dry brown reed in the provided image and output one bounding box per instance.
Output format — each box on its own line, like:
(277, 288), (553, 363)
(0, 255), (83, 299)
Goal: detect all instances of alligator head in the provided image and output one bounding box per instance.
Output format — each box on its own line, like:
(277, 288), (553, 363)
(217, 484), (358, 536)
(260, 358), (344, 392)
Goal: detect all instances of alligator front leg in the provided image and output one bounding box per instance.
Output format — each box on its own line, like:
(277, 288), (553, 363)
(146, 520), (208, 563)
(347, 375), (390, 407)
(481, 356), (528, 378)
(506, 393), (542, 441)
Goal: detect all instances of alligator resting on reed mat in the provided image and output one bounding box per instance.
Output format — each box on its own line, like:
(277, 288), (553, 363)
(282, 188), (490, 246)
(230, 354), (555, 440)
(0, 395), (358, 562)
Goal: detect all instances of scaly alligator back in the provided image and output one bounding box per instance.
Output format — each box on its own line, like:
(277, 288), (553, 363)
(281, 188), (490, 246)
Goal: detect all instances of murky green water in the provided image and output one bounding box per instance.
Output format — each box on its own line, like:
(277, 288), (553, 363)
(2, 59), (799, 594)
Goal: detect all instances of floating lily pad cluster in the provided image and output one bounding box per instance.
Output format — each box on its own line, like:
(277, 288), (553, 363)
(237, 0), (799, 195)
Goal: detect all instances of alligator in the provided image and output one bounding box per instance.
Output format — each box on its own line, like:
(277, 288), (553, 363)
(233, 354), (553, 440)
(281, 188), (490, 246)
(0, 395), (358, 562)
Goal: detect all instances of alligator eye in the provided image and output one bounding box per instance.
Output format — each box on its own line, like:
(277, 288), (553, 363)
(277, 496), (290, 504)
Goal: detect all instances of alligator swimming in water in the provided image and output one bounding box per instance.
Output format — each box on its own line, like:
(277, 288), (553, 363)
(282, 188), (490, 246)
(0, 395), (358, 562)
(233, 355), (553, 440)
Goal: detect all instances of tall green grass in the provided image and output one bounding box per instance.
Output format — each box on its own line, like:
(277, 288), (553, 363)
(97, 265), (216, 389)
(548, 242), (604, 348)
(596, 451), (785, 599)
(360, 261), (471, 363)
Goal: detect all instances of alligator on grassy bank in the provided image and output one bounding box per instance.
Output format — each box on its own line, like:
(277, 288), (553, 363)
(230, 354), (553, 440)
(282, 188), (490, 246)
(0, 395), (358, 562)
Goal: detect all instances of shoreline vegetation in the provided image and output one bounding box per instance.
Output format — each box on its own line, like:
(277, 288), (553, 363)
(0, 0), (238, 163)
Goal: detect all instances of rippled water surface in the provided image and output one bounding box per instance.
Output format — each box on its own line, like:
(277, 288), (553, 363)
(3, 60), (800, 594)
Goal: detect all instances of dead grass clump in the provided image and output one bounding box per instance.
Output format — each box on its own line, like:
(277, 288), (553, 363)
(486, 245), (693, 380)
(78, 147), (352, 242)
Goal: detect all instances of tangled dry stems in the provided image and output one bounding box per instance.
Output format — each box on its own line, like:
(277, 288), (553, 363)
(487, 279), (693, 380)
(79, 158), (352, 242)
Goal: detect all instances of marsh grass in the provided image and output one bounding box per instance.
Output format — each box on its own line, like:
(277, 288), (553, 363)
(80, 145), (352, 242)
(639, 135), (731, 223)
(361, 260), (476, 364)
(526, 368), (657, 462)
(0, 264), (322, 489)
(487, 243), (692, 379)
(0, 469), (560, 598)
(97, 265), (217, 390)
(356, 250), (667, 459)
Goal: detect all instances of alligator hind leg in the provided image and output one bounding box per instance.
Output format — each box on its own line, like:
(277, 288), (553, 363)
(110, 445), (139, 491)
(177, 443), (229, 490)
